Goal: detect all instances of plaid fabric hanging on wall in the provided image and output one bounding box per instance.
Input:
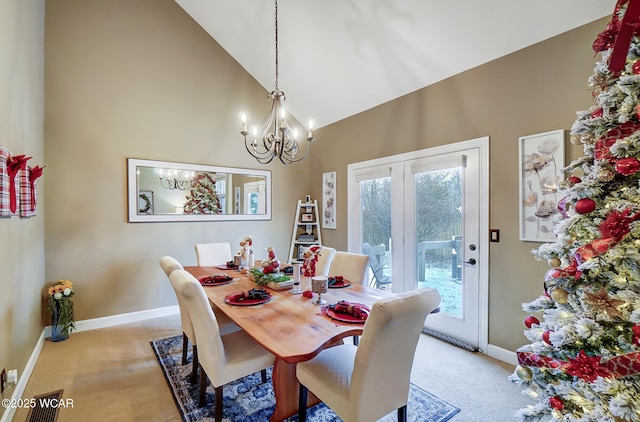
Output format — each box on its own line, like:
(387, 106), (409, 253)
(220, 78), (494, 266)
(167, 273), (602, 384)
(0, 146), (12, 217)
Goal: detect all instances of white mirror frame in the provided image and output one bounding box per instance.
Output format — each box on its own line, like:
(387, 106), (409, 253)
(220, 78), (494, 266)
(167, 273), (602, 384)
(127, 158), (271, 222)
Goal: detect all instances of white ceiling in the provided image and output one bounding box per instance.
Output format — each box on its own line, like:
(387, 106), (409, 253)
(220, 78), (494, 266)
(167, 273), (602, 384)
(175, 0), (616, 129)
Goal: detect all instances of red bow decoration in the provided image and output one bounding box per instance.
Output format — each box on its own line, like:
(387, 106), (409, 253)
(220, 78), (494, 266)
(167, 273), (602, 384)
(518, 350), (640, 380)
(594, 2), (623, 53)
(607, 0), (640, 72)
(575, 209), (640, 264)
(6, 155), (31, 213)
(28, 165), (45, 211)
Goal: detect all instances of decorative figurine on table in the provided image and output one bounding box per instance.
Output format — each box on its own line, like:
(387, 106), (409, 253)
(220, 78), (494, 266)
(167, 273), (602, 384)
(237, 235), (253, 268)
(301, 245), (322, 290)
(262, 246), (281, 274)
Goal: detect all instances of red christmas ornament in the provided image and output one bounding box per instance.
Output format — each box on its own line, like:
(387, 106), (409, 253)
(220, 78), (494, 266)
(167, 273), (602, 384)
(524, 316), (540, 328)
(634, 60), (640, 75)
(633, 325), (640, 337)
(568, 176), (582, 184)
(591, 108), (603, 118)
(542, 330), (552, 345)
(549, 396), (564, 411)
(575, 198), (597, 214)
(615, 157), (640, 175)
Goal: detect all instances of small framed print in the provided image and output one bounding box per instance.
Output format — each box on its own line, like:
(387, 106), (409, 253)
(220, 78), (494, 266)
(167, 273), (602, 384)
(322, 171), (336, 229)
(301, 213), (313, 222)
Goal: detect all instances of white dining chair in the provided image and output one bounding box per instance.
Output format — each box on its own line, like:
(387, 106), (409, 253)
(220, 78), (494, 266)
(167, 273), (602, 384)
(328, 251), (369, 285)
(314, 246), (336, 276)
(160, 256), (200, 382)
(160, 256), (239, 382)
(170, 269), (275, 422)
(328, 251), (371, 345)
(194, 242), (233, 266)
(296, 288), (442, 422)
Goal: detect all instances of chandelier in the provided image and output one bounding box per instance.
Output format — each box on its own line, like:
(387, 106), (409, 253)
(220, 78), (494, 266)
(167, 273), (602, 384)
(158, 169), (194, 190)
(241, 0), (314, 165)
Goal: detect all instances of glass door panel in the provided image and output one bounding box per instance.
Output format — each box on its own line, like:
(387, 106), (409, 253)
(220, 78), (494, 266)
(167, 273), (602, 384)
(414, 167), (463, 317)
(359, 176), (392, 290)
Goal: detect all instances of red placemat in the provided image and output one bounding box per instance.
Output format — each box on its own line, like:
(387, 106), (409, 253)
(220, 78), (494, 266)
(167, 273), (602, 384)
(224, 292), (271, 306)
(323, 303), (369, 323)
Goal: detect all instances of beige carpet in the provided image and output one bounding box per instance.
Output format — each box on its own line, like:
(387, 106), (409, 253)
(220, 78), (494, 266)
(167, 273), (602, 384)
(13, 314), (529, 421)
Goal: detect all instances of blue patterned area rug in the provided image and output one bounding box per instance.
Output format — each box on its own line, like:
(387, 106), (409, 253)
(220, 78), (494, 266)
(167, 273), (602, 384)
(151, 335), (460, 422)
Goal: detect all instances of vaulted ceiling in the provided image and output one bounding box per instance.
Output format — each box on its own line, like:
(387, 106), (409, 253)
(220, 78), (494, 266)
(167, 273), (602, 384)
(175, 0), (616, 129)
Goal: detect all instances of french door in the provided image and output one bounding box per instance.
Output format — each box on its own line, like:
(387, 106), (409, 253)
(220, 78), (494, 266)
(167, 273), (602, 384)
(348, 137), (489, 350)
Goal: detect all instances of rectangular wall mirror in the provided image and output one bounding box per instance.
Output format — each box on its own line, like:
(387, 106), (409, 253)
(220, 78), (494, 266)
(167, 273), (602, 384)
(127, 158), (271, 222)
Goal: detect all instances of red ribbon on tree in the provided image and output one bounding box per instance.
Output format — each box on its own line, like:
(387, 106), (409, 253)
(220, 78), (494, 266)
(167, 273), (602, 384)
(607, 0), (640, 72)
(518, 350), (640, 380)
(6, 155), (31, 213)
(574, 209), (640, 264)
(28, 165), (45, 211)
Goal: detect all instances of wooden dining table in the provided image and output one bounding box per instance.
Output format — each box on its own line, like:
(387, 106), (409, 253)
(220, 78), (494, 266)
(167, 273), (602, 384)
(184, 265), (391, 422)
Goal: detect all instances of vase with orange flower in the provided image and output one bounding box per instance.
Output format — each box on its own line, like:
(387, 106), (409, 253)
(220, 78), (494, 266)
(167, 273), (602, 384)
(48, 279), (75, 342)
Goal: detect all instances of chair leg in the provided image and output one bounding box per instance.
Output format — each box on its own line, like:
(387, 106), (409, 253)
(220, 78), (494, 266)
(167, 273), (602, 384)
(181, 332), (189, 366)
(261, 368), (267, 383)
(353, 335), (359, 345)
(198, 364), (207, 407)
(298, 383), (308, 422)
(214, 386), (223, 422)
(191, 345), (199, 385)
(398, 405), (407, 422)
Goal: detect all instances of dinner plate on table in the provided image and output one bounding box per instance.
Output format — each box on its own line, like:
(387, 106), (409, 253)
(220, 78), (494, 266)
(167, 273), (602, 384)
(216, 264), (238, 270)
(199, 275), (234, 286)
(224, 291), (271, 306)
(324, 303), (369, 323)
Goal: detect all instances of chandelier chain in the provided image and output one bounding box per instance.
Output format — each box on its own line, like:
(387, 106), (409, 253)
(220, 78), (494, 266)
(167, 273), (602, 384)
(274, 0), (279, 92)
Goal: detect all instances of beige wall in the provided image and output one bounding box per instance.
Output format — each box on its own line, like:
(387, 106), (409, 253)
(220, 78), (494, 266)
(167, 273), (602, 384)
(43, 0), (310, 324)
(312, 19), (604, 351)
(0, 0), (45, 411)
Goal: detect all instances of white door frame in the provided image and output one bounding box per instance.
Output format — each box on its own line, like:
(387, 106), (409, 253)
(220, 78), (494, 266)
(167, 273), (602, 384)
(348, 137), (489, 353)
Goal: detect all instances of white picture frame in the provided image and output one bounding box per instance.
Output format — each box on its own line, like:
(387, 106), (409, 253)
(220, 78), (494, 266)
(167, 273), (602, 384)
(322, 171), (336, 229)
(518, 129), (565, 242)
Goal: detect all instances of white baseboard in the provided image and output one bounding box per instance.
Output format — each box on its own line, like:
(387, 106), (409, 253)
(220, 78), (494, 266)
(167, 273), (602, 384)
(1, 305), (179, 422)
(487, 343), (518, 366)
(0, 330), (46, 422)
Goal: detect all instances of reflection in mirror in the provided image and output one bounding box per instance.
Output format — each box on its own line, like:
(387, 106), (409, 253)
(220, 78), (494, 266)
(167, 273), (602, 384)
(127, 158), (271, 222)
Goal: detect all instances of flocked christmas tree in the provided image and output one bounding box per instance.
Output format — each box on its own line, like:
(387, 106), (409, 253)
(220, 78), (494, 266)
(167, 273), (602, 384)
(512, 2), (640, 421)
(183, 173), (222, 214)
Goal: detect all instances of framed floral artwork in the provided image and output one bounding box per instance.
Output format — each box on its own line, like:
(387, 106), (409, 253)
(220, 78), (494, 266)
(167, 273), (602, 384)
(322, 171), (336, 229)
(519, 129), (565, 242)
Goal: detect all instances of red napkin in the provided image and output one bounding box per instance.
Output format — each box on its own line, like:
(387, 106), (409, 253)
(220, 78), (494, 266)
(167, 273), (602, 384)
(227, 288), (270, 302)
(199, 274), (231, 284)
(7, 155), (31, 213)
(330, 301), (369, 320)
(328, 275), (344, 286)
(28, 165), (44, 211)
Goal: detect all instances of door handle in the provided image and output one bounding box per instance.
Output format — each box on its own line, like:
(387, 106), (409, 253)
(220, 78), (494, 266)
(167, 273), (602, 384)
(464, 258), (476, 265)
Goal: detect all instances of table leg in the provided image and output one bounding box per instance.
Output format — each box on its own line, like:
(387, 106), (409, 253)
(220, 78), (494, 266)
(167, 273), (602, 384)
(269, 358), (320, 422)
